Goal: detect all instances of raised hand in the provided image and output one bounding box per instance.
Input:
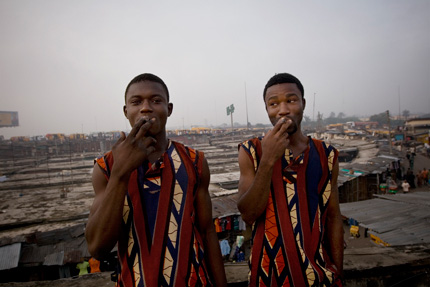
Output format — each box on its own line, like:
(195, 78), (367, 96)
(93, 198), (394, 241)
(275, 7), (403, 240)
(111, 117), (157, 178)
(261, 117), (292, 165)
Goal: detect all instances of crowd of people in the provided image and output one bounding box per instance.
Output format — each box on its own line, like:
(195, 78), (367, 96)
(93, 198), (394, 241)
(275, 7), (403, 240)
(384, 150), (429, 194)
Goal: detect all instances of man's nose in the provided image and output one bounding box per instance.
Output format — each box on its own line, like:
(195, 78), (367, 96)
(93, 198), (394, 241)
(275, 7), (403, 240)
(140, 100), (153, 113)
(278, 102), (289, 115)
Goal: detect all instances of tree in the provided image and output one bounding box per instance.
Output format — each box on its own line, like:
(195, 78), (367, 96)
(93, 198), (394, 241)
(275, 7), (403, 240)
(369, 111), (389, 125)
(337, 112), (345, 119)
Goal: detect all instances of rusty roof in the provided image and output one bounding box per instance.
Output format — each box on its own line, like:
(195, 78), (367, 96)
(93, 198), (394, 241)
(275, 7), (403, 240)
(340, 191), (430, 246)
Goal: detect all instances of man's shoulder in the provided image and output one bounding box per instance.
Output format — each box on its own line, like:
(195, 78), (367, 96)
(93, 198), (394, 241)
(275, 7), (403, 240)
(310, 137), (338, 151)
(240, 137), (262, 145)
(169, 140), (204, 163)
(94, 150), (113, 166)
(170, 140), (198, 153)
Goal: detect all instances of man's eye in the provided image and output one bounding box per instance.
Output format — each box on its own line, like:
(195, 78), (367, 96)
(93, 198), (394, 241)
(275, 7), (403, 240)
(269, 102), (277, 106)
(131, 100), (141, 105)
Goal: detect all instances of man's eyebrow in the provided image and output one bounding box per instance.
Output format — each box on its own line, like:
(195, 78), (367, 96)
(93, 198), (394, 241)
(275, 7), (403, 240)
(285, 92), (299, 96)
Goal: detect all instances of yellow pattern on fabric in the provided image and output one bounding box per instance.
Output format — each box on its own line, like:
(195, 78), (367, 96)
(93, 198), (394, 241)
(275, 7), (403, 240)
(285, 149), (291, 164)
(323, 150), (335, 205)
(306, 148), (335, 286)
(133, 255), (141, 287)
(128, 227), (134, 255)
(163, 247), (173, 283)
(173, 183), (183, 214)
(306, 268), (316, 286)
(303, 239), (315, 286)
(171, 149), (184, 212)
(162, 147), (184, 285)
(167, 217), (178, 248)
(284, 150), (314, 284)
(323, 182), (331, 205)
(250, 145), (258, 172)
(171, 148), (181, 173)
(286, 183), (295, 203)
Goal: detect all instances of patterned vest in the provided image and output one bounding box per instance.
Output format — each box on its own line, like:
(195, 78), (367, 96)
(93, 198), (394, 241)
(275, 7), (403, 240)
(239, 137), (339, 287)
(96, 141), (212, 286)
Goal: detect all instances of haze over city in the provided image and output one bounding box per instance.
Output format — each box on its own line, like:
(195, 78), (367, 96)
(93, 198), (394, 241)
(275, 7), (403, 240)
(1, 0), (429, 139)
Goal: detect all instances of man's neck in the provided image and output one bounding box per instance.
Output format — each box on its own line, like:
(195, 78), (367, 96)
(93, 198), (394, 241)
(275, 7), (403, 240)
(148, 133), (169, 163)
(287, 130), (309, 158)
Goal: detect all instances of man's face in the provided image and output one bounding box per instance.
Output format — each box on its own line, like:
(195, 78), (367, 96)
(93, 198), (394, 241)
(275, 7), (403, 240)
(264, 83), (305, 135)
(123, 81), (173, 136)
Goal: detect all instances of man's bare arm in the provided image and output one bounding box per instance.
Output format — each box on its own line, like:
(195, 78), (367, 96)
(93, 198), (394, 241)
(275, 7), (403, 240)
(86, 164), (129, 259)
(326, 160), (344, 277)
(195, 157), (227, 287)
(85, 118), (156, 259)
(237, 118), (291, 225)
(236, 147), (273, 225)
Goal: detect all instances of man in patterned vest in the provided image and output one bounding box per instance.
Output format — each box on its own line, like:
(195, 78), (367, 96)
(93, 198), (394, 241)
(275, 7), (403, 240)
(237, 73), (344, 286)
(86, 73), (227, 286)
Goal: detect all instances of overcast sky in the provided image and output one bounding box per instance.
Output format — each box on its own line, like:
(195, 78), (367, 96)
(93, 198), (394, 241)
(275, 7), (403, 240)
(1, 0), (429, 139)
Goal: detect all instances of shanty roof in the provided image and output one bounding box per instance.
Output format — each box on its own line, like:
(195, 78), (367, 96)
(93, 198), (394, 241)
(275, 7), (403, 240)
(211, 193), (240, 218)
(0, 243), (21, 270)
(210, 172), (240, 184)
(20, 236), (91, 266)
(340, 191), (430, 246)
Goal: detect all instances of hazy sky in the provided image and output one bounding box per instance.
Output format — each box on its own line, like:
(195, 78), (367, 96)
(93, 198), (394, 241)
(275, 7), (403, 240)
(1, 0), (429, 139)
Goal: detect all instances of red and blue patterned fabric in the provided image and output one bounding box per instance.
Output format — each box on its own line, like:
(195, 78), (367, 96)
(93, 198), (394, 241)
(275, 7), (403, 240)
(96, 141), (213, 286)
(239, 137), (340, 286)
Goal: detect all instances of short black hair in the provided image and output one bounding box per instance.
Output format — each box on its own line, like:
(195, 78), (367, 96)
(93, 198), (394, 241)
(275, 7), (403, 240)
(263, 73), (304, 101)
(124, 73), (169, 102)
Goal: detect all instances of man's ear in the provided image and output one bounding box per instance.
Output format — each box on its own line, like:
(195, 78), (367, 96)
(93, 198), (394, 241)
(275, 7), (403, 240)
(302, 98), (306, 111)
(168, 103), (173, 117)
(123, 105), (128, 118)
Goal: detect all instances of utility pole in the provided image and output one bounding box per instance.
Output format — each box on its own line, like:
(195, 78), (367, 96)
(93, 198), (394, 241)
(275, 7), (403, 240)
(313, 93), (316, 122)
(245, 82), (249, 129)
(387, 110), (392, 154)
(398, 86), (401, 121)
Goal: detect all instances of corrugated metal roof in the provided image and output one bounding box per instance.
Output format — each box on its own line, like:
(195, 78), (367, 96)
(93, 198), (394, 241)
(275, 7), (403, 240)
(44, 251), (64, 266)
(35, 223), (85, 245)
(20, 236), (91, 265)
(212, 193), (240, 218)
(340, 191), (430, 246)
(20, 244), (52, 264)
(210, 172), (240, 184)
(0, 243), (21, 270)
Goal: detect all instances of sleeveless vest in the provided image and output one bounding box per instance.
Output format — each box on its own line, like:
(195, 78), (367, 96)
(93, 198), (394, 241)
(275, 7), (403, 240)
(96, 141), (212, 286)
(240, 137), (339, 286)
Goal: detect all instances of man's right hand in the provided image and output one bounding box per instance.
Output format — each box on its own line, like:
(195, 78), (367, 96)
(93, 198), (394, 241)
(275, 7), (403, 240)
(261, 117), (291, 164)
(111, 117), (157, 178)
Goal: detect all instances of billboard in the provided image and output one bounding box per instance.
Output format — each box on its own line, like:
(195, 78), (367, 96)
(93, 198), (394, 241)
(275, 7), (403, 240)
(0, 111), (19, 127)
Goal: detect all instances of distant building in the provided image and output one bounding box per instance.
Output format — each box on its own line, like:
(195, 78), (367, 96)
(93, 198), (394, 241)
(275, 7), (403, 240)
(347, 121), (379, 130)
(404, 117), (430, 144)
